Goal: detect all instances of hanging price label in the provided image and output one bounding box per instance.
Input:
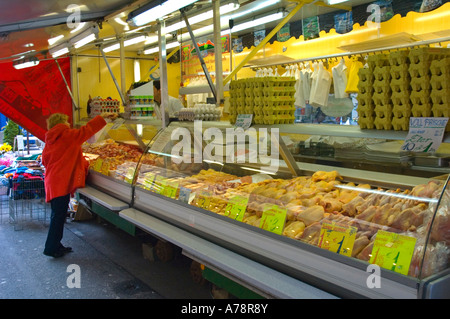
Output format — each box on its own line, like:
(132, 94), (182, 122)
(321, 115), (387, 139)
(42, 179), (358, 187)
(319, 222), (357, 257)
(224, 195), (249, 222)
(260, 204), (287, 235)
(369, 230), (417, 276)
(124, 167), (135, 184)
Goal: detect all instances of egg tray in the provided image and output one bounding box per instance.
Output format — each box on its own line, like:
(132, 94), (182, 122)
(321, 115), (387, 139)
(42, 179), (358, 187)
(254, 114), (295, 125)
(392, 103), (412, 118)
(409, 47), (450, 65)
(374, 116), (393, 130)
(410, 76), (432, 92)
(430, 89), (450, 105)
(390, 64), (410, 81)
(392, 116), (410, 131)
(367, 54), (390, 69)
(358, 68), (374, 83)
(389, 50), (410, 66)
(260, 76), (296, 87)
(410, 90), (431, 105)
(357, 95), (374, 107)
(412, 104), (432, 117)
(357, 82), (374, 95)
(357, 104), (375, 118)
(430, 73), (450, 90)
(373, 66), (391, 81)
(432, 103), (450, 117)
(372, 91), (392, 106)
(358, 115), (376, 129)
(430, 57), (450, 76)
(373, 80), (392, 94)
(261, 86), (296, 97)
(409, 62), (432, 78)
(374, 104), (393, 118)
(391, 91), (412, 108)
(390, 80), (411, 94)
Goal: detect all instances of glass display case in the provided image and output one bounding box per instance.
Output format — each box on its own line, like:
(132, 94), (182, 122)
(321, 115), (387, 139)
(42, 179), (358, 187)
(81, 119), (450, 298)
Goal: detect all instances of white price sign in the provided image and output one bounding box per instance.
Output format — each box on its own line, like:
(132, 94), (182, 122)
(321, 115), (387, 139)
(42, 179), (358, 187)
(235, 114), (253, 130)
(401, 117), (448, 153)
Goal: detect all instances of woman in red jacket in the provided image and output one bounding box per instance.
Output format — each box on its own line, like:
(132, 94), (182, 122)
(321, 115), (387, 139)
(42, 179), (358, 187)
(42, 112), (117, 258)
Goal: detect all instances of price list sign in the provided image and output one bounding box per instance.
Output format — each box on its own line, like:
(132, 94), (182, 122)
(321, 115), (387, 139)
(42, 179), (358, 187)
(401, 117), (448, 152)
(260, 204), (287, 235)
(369, 230), (417, 276)
(224, 195), (249, 222)
(193, 190), (212, 211)
(319, 222), (357, 257)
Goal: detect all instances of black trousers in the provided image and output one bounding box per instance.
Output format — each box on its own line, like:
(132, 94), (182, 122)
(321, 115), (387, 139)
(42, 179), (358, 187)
(44, 194), (70, 254)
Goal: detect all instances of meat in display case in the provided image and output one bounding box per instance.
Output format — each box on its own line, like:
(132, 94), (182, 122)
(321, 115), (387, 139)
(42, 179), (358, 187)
(81, 120), (450, 298)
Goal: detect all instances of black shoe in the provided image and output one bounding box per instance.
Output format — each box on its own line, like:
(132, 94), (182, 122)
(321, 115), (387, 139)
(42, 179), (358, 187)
(59, 246), (73, 253)
(43, 250), (65, 258)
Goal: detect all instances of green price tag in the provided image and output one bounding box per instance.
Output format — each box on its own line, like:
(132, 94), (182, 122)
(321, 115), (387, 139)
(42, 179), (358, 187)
(260, 204), (287, 235)
(224, 195), (249, 222)
(369, 230), (417, 276)
(94, 158), (103, 172)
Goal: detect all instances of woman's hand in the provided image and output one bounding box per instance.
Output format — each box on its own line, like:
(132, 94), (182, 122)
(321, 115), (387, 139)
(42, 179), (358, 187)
(101, 112), (119, 121)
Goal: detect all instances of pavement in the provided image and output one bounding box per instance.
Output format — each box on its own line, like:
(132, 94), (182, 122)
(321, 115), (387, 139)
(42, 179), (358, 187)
(0, 197), (212, 299)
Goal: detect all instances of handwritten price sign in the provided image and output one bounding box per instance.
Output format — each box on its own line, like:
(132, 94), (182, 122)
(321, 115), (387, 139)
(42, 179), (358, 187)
(260, 204), (287, 235)
(224, 195), (249, 222)
(369, 230), (417, 276)
(401, 117), (448, 152)
(319, 222), (357, 257)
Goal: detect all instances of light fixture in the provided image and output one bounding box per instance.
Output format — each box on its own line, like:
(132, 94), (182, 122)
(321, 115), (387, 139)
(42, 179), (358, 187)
(69, 24), (99, 49)
(49, 43), (70, 57)
(70, 22), (86, 34)
(326, 0), (348, 4)
(48, 34), (64, 46)
(144, 41), (180, 55)
(230, 11), (285, 33)
(13, 56), (40, 70)
(165, 2), (240, 34)
(102, 35), (149, 53)
(128, 0), (199, 27)
(230, 0), (280, 19)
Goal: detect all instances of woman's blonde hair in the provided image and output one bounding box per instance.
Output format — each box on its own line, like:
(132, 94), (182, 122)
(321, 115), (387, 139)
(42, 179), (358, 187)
(47, 113), (69, 130)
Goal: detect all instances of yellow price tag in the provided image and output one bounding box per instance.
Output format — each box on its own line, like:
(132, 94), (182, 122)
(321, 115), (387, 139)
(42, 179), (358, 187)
(163, 180), (179, 199)
(318, 222), (357, 257)
(224, 195), (249, 222)
(101, 161), (110, 176)
(369, 230), (417, 276)
(142, 173), (155, 191)
(124, 167), (135, 184)
(93, 158), (103, 172)
(194, 190), (211, 210)
(260, 204), (287, 235)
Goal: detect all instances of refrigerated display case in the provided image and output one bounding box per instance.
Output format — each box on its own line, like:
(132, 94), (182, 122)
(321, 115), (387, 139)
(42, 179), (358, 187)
(80, 119), (450, 298)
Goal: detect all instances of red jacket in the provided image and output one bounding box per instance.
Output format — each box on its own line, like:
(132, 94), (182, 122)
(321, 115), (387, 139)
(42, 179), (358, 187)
(42, 116), (107, 202)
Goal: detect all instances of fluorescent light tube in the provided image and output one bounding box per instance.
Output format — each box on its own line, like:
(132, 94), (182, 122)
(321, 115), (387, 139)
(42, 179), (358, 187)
(103, 43), (120, 52)
(74, 33), (97, 48)
(48, 35), (64, 46)
(130, 0), (198, 27)
(70, 22), (86, 34)
(13, 58), (39, 70)
(103, 35), (148, 53)
(51, 47), (69, 57)
(144, 41), (180, 55)
(230, 0), (280, 19)
(231, 12), (284, 33)
(327, 0), (348, 4)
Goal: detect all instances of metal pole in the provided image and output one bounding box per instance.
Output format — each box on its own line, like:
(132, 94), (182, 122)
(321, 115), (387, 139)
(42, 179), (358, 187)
(120, 36), (126, 97)
(158, 19), (168, 129)
(213, 0), (223, 106)
(100, 49), (126, 106)
(55, 58), (79, 113)
(180, 8), (217, 103)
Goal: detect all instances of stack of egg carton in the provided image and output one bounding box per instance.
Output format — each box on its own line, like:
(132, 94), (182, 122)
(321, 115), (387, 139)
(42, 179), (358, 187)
(371, 54), (393, 130)
(390, 50), (411, 130)
(254, 76), (296, 125)
(229, 79), (245, 124)
(356, 64), (375, 129)
(430, 56), (450, 131)
(409, 48), (450, 126)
